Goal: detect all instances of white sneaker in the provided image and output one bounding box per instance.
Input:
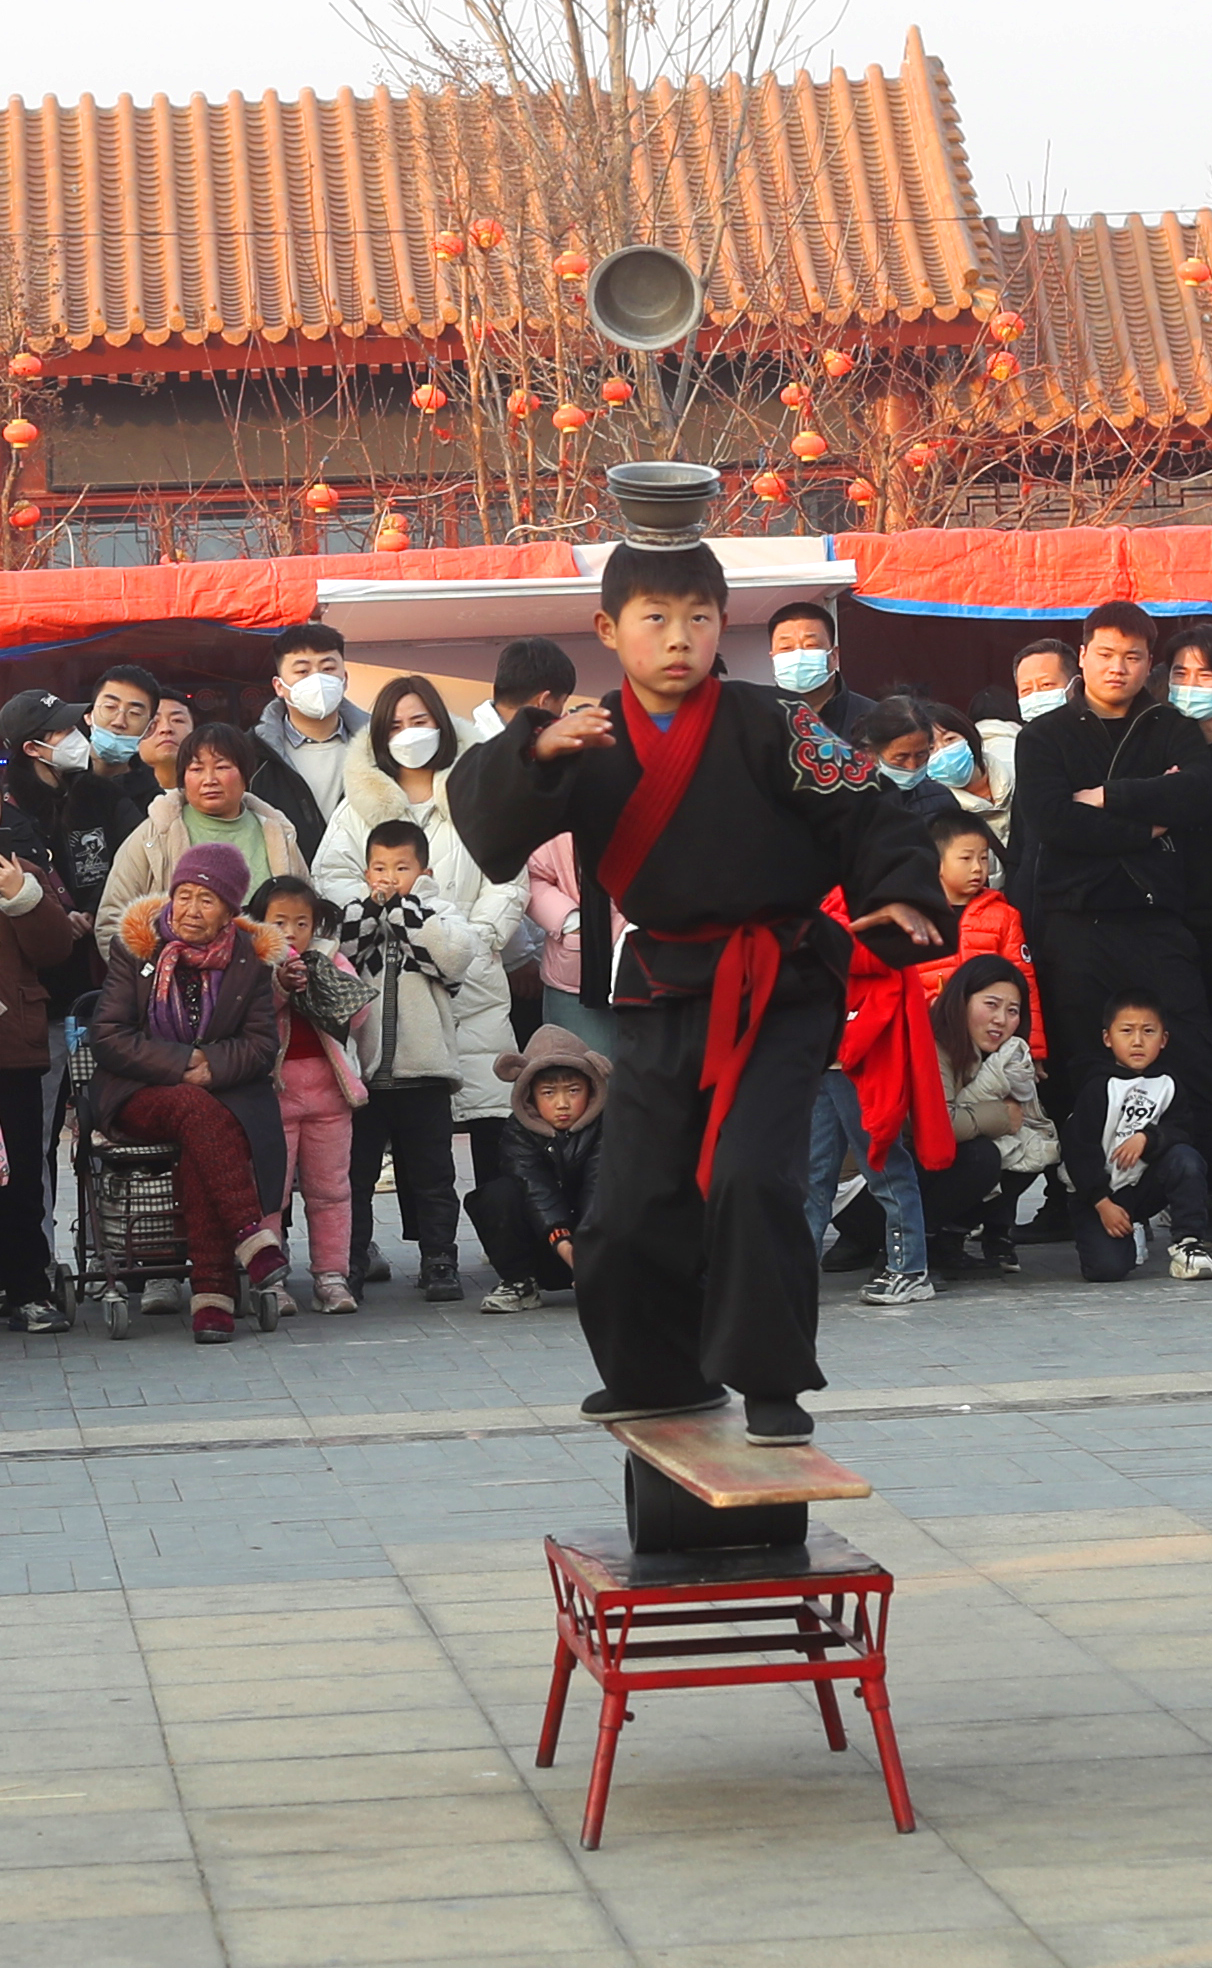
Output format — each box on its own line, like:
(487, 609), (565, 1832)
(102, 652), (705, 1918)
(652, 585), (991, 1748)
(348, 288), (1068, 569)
(859, 1268), (936, 1307)
(311, 1273), (358, 1314)
(480, 1279), (543, 1314)
(139, 1277), (184, 1313)
(271, 1284), (299, 1317)
(1169, 1237), (1212, 1280)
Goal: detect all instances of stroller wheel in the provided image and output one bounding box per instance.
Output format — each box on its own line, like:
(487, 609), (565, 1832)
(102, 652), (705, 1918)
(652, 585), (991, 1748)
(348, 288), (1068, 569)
(103, 1293), (130, 1341)
(236, 1270), (253, 1319)
(252, 1288), (280, 1333)
(53, 1264), (78, 1327)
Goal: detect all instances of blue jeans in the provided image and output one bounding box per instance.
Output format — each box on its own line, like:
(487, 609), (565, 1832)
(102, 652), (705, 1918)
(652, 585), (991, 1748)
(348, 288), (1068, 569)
(805, 1072), (928, 1275)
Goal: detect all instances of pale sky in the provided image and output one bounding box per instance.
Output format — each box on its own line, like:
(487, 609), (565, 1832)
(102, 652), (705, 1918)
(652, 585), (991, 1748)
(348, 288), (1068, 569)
(3, 0), (1209, 224)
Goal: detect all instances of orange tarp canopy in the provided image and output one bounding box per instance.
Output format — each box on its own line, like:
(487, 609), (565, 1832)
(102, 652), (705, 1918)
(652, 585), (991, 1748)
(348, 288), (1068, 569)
(0, 544), (580, 652)
(834, 527), (1212, 618)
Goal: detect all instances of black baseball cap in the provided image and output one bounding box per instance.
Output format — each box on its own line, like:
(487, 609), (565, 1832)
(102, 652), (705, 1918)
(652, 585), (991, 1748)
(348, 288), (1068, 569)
(0, 690), (89, 749)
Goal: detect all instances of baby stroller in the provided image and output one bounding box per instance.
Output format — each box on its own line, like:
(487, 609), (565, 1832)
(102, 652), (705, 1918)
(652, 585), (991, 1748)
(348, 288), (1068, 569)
(66, 991), (281, 1341)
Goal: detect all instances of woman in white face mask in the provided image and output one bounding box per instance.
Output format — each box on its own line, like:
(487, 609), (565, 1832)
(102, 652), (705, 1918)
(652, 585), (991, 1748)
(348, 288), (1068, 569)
(311, 676), (529, 1199)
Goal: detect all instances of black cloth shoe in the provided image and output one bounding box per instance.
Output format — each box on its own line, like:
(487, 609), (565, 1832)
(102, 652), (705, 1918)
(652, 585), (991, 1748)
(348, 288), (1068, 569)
(744, 1397), (815, 1446)
(579, 1387), (729, 1423)
(420, 1257), (465, 1303)
(821, 1237), (884, 1274)
(927, 1231), (996, 1281)
(364, 1243), (392, 1284)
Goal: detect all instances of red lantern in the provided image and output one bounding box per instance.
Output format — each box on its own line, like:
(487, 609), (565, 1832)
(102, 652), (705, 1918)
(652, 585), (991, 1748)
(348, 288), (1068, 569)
(8, 501), (40, 529)
(470, 218), (504, 251)
(847, 478), (877, 506)
(790, 429), (827, 461)
(552, 403), (588, 432)
(411, 383), (448, 413)
(376, 515), (408, 551)
(8, 353), (42, 381)
(986, 350), (1020, 383)
(822, 350), (855, 379)
(305, 482), (339, 518)
(753, 469), (790, 503)
(904, 442), (938, 472)
(1180, 257), (1212, 287)
(988, 309), (1026, 343)
(554, 250), (590, 282)
(601, 377), (633, 405)
(3, 418), (39, 450)
(507, 389), (541, 418)
(434, 230), (466, 262)
(779, 381), (806, 408)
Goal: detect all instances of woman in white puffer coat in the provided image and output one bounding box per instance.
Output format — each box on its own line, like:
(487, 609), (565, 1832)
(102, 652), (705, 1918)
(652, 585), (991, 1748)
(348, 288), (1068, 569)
(311, 676), (527, 1183)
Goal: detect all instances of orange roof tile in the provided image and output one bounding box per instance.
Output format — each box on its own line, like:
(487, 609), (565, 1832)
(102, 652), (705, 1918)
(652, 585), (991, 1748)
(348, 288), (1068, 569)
(0, 32), (997, 353)
(983, 213), (1212, 433)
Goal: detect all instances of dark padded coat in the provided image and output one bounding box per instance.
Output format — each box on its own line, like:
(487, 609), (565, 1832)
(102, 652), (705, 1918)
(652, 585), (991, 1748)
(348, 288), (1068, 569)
(494, 1021), (610, 1242)
(0, 862), (74, 1072)
(89, 897), (287, 1211)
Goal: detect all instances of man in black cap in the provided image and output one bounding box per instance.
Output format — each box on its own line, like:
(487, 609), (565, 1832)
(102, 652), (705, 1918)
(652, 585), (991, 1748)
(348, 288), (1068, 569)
(0, 690), (143, 1287)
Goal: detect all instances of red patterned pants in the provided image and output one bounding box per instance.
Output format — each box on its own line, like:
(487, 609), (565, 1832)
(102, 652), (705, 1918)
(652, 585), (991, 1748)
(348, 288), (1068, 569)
(121, 1085), (262, 1298)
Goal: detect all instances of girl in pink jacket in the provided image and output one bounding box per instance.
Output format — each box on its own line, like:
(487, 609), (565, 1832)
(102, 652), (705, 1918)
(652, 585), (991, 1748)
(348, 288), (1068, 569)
(527, 833), (624, 1058)
(249, 876), (372, 1315)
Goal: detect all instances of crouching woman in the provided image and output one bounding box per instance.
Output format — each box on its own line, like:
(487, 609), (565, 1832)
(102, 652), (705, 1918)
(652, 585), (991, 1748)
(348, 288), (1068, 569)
(90, 845), (289, 1343)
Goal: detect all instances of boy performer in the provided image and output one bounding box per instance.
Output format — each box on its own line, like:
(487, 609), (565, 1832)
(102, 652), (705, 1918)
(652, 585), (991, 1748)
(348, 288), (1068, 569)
(447, 541), (954, 1444)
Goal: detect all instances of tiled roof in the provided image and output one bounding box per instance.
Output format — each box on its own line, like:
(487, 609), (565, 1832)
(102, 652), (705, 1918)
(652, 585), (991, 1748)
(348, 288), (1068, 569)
(0, 30), (996, 352)
(985, 214), (1212, 432)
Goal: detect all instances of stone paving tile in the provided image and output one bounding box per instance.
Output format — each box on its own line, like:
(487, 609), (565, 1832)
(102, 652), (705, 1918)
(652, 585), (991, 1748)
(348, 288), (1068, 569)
(216, 1894), (622, 1967)
(0, 1913), (226, 1967)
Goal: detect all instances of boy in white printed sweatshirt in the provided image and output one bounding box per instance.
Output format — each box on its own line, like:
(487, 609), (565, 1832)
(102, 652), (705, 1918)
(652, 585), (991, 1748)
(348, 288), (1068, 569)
(337, 820), (478, 1303)
(1061, 987), (1212, 1283)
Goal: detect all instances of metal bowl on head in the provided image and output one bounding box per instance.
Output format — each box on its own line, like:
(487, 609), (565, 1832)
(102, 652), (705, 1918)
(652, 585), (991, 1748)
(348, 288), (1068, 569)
(587, 247), (703, 352)
(606, 461), (721, 547)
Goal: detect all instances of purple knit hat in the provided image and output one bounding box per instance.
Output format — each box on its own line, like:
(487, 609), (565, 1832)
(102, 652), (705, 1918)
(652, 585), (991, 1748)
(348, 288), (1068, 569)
(169, 844), (249, 914)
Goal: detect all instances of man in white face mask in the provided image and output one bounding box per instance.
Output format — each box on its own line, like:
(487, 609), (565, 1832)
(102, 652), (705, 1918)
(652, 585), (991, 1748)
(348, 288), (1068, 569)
(251, 625), (369, 863)
(767, 601), (874, 740)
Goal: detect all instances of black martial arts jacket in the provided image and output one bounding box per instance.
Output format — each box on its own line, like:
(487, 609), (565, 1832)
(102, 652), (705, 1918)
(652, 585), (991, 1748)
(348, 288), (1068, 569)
(446, 681), (955, 1011)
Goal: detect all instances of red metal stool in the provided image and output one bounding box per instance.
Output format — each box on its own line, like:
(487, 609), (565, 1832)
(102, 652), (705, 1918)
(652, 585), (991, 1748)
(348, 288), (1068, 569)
(536, 1528), (915, 1849)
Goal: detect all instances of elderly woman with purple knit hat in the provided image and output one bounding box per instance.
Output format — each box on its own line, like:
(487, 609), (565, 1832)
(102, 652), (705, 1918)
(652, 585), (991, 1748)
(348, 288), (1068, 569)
(90, 843), (290, 1343)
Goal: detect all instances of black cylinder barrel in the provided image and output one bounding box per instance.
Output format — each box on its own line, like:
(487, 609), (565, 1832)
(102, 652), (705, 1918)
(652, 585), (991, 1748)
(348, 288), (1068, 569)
(625, 1451), (808, 1554)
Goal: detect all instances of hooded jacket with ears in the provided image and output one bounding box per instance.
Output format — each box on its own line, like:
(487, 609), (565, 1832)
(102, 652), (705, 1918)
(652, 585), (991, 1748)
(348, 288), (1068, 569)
(93, 789), (308, 962)
(494, 1023), (610, 1244)
(250, 695), (370, 863)
(89, 897), (288, 1212)
(311, 725), (527, 1122)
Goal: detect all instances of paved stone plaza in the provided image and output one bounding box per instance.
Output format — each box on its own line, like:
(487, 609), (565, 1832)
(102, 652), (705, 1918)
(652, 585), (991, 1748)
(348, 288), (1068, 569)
(1, 1177), (1211, 1967)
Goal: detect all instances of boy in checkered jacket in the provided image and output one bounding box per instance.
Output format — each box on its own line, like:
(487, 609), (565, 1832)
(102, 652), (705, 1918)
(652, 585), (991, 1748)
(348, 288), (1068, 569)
(337, 820), (478, 1302)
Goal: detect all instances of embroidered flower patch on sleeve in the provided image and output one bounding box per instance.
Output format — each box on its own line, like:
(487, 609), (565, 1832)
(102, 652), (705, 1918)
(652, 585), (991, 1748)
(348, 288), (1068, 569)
(783, 701), (879, 794)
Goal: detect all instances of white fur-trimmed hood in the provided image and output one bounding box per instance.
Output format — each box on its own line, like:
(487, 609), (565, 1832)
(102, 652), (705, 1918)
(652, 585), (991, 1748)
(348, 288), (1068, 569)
(339, 721), (478, 829)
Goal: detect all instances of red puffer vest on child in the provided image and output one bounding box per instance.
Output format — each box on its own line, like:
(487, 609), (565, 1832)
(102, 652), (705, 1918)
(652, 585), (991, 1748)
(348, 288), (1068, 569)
(915, 887), (1047, 1061)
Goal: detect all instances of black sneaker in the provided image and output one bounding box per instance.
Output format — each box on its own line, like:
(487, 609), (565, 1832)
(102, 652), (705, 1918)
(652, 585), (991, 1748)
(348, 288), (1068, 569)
(10, 1301), (72, 1335)
(927, 1232), (996, 1282)
(744, 1397), (815, 1446)
(420, 1257), (465, 1303)
(981, 1232), (1021, 1274)
(579, 1386), (729, 1423)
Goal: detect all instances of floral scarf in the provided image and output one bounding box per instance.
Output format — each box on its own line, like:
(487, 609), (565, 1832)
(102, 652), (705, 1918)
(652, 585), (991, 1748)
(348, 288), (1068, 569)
(147, 903), (237, 1043)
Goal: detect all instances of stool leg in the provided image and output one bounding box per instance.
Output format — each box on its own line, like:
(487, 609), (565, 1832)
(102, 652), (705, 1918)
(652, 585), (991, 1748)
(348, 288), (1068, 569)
(581, 1688), (628, 1850)
(536, 1637), (576, 1768)
(862, 1675), (916, 1833)
(796, 1611), (847, 1751)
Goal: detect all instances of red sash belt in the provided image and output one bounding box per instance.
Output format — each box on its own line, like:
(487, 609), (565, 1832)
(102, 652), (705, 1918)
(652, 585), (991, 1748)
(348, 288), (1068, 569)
(649, 919), (785, 1198)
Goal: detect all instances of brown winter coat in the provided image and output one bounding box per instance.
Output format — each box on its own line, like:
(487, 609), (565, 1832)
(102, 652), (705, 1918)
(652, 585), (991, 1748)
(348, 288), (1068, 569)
(0, 861), (74, 1071)
(89, 896), (288, 1210)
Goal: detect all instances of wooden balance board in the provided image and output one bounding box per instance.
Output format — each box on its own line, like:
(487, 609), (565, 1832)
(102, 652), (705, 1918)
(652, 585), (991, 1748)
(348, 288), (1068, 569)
(609, 1407), (872, 1511)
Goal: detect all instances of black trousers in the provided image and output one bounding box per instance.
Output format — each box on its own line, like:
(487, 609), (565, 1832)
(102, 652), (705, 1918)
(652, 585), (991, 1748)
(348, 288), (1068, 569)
(350, 1083), (458, 1267)
(0, 1068), (52, 1305)
(1070, 1143), (1209, 1281)
(838, 1135), (1003, 1247)
(1039, 910), (1212, 1159)
(463, 1117), (506, 1189)
(464, 1176), (573, 1290)
(577, 997), (833, 1404)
